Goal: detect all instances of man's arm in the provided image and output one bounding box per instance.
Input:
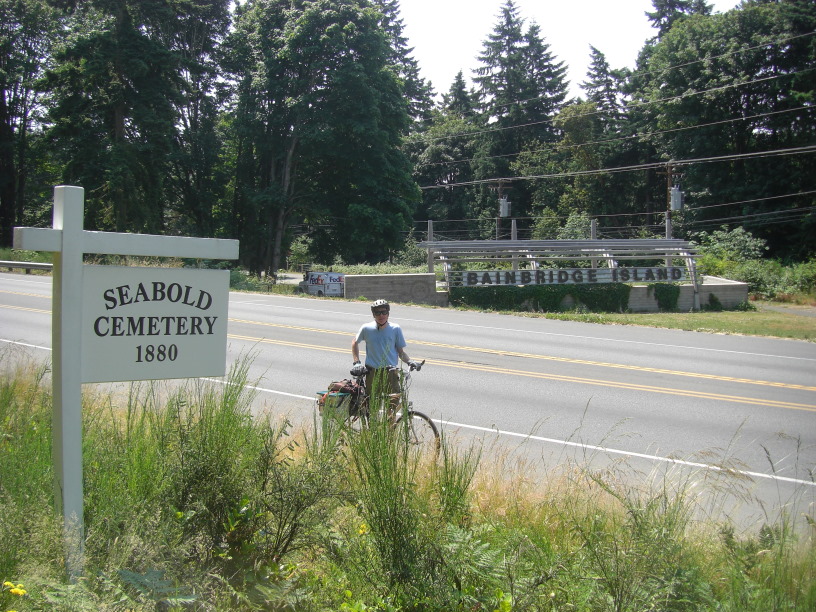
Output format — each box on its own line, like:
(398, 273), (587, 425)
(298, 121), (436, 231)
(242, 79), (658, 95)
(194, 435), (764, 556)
(397, 346), (411, 364)
(351, 338), (361, 363)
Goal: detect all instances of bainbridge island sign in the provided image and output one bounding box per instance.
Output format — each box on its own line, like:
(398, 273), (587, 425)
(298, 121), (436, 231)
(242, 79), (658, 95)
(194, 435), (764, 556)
(451, 266), (688, 287)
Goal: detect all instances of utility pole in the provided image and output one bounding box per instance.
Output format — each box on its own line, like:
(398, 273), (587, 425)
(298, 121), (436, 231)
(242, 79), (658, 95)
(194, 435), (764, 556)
(657, 161), (683, 239)
(490, 179), (511, 240)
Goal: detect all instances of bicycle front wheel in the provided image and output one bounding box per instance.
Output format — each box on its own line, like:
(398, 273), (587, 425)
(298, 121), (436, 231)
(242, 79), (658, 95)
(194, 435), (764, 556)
(395, 410), (439, 451)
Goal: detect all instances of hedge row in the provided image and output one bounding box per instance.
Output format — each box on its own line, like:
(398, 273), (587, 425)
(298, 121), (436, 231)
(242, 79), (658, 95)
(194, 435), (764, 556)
(449, 283), (632, 313)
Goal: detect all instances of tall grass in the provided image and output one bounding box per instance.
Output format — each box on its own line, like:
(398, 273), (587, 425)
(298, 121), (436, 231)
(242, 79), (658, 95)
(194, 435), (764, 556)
(1, 352), (814, 610)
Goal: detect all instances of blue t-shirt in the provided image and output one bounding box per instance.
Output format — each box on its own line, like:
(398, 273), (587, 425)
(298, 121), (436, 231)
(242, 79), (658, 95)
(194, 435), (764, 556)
(355, 321), (406, 368)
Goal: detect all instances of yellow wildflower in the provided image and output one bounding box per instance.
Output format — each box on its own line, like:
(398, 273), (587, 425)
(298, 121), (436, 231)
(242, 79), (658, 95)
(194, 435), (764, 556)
(10, 587), (27, 596)
(357, 523), (369, 535)
(2, 581), (14, 588)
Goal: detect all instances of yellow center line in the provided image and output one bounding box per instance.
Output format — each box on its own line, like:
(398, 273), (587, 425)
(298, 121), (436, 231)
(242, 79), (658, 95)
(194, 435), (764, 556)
(0, 304), (51, 315)
(228, 319), (816, 393)
(4, 306), (812, 396)
(0, 290), (51, 299)
(227, 333), (816, 413)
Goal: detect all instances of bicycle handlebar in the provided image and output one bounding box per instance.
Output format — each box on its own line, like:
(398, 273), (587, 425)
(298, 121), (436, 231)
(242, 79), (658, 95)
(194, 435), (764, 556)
(350, 360), (426, 378)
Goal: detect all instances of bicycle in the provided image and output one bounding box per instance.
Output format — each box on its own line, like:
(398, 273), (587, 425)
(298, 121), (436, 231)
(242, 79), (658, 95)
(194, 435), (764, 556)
(316, 360), (439, 451)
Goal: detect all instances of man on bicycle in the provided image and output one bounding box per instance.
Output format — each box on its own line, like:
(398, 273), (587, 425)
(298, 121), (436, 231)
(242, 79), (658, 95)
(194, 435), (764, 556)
(351, 299), (419, 400)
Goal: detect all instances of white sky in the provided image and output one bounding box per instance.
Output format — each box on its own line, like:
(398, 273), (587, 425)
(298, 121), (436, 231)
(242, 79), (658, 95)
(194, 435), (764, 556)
(399, 0), (742, 99)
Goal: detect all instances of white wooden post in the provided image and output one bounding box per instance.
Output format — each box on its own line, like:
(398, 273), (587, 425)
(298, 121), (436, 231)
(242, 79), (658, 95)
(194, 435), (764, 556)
(51, 186), (86, 579)
(13, 186), (239, 580)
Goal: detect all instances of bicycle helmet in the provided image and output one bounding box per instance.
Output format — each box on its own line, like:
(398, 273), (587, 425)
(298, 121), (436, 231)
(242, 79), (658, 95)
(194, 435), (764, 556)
(371, 299), (390, 313)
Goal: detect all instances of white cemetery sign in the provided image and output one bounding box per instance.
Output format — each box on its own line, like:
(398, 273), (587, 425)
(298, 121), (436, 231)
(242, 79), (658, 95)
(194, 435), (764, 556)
(82, 266), (230, 382)
(13, 186), (239, 578)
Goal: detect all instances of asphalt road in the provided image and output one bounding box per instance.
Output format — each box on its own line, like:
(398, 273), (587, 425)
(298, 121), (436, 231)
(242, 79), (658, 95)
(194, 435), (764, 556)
(2, 271), (815, 529)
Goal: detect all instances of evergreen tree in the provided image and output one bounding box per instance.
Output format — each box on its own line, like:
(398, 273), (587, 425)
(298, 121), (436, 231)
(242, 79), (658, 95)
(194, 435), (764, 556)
(471, 0), (569, 227)
(443, 71), (477, 119)
(646, 0), (713, 37)
(163, 0), (232, 239)
(406, 72), (480, 226)
(371, 0), (435, 124)
(0, 0), (59, 246)
(581, 46), (624, 133)
(224, 0), (418, 271)
(42, 0), (182, 233)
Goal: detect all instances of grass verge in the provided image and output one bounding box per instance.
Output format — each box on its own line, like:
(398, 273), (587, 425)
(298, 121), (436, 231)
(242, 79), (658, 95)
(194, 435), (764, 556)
(1, 351), (814, 610)
(519, 304), (816, 341)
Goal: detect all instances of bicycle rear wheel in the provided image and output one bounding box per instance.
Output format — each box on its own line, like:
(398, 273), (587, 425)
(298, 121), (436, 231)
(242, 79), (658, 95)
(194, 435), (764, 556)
(395, 410), (439, 451)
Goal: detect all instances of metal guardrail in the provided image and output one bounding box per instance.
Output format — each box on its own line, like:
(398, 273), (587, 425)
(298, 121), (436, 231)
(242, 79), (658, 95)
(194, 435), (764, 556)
(0, 260), (53, 273)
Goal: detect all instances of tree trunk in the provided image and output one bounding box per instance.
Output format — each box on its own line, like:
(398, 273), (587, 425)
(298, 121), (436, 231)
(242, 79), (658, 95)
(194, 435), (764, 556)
(271, 134), (298, 274)
(0, 90), (17, 247)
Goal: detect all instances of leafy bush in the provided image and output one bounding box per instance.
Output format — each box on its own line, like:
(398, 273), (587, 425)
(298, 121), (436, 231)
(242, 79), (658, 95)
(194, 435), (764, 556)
(692, 226), (768, 261)
(0, 248), (54, 264)
(728, 259), (784, 297)
(229, 269), (297, 294)
(697, 251), (816, 300)
(287, 235), (312, 270)
(329, 261), (427, 275)
(394, 230), (428, 267)
(779, 258), (816, 295)
(450, 283), (631, 313)
(648, 283), (681, 311)
(557, 210), (593, 240)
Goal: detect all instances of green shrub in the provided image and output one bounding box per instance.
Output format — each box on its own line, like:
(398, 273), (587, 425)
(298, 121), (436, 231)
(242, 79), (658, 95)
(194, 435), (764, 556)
(693, 226), (768, 261)
(780, 258), (816, 294)
(648, 283), (681, 311)
(288, 235), (312, 270)
(0, 248), (54, 264)
(729, 259), (784, 298)
(330, 262), (427, 275)
(229, 269), (297, 294)
(696, 255), (816, 300)
(450, 283), (631, 313)
(394, 230), (428, 267)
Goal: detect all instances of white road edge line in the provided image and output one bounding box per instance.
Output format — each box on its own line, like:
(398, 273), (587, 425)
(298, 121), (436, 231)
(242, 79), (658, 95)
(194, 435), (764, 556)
(438, 418), (816, 488)
(0, 338), (51, 351)
(201, 376), (815, 489)
(4, 338), (812, 488)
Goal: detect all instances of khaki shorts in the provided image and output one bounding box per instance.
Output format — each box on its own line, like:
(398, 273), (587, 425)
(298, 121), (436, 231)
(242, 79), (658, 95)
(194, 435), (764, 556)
(365, 367), (401, 398)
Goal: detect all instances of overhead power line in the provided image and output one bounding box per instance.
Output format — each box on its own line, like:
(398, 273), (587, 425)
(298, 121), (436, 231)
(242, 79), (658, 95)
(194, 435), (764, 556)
(419, 144), (816, 190)
(685, 206), (816, 227)
(413, 65), (815, 147)
(416, 105), (815, 169)
(686, 190), (816, 212)
(490, 31), (816, 112)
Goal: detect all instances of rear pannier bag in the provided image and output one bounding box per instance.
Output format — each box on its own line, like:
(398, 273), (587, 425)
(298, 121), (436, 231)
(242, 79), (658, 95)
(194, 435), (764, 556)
(317, 379), (363, 414)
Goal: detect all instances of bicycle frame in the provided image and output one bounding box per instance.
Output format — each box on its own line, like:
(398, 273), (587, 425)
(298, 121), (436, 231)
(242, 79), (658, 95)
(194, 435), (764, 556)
(351, 361), (421, 419)
(317, 361), (438, 450)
